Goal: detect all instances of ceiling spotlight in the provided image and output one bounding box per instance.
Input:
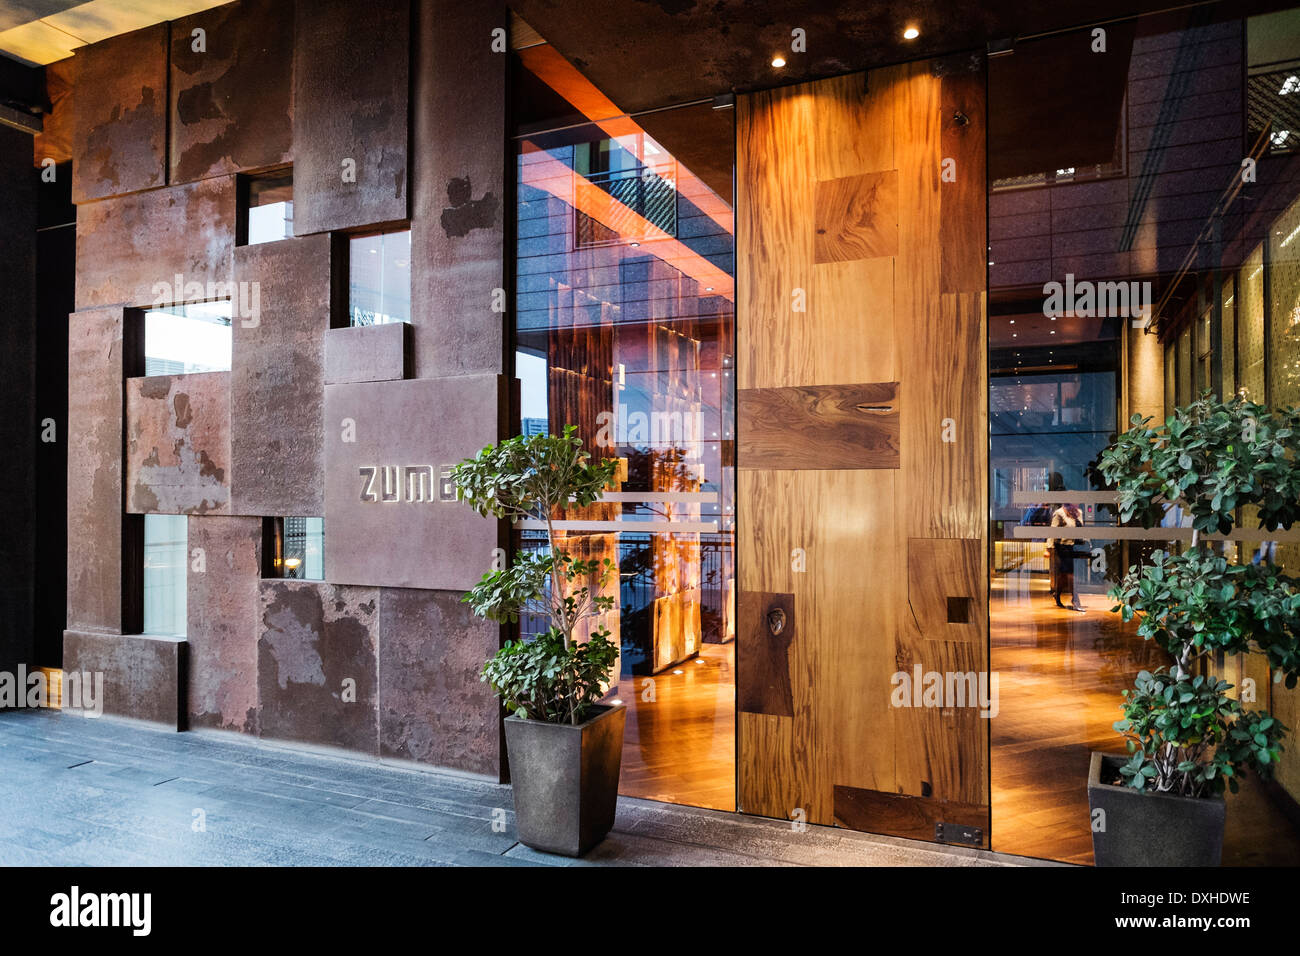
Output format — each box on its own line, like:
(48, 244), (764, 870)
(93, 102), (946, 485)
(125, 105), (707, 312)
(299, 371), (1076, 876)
(771, 55), (786, 68)
(903, 26), (920, 40)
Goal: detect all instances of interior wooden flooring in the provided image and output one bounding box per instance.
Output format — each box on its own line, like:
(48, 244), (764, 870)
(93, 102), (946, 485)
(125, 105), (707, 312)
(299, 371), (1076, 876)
(991, 574), (1300, 865)
(616, 641), (736, 812)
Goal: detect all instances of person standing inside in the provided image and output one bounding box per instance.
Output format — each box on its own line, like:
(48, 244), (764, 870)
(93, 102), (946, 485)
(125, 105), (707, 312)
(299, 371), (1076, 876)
(1050, 502), (1085, 611)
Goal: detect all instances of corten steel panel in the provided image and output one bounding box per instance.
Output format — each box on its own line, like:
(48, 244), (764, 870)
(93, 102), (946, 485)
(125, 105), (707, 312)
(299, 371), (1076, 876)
(67, 308), (129, 632)
(75, 176), (236, 310)
(169, 0), (294, 184)
(410, 0), (506, 378)
(378, 588), (500, 775)
(323, 375), (506, 591)
(34, 56), (74, 167)
(62, 629), (186, 728)
(292, 0), (409, 235)
(125, 372), (231, 515)
(257, 580), (379, 754)
(187, 515), (261, 733)
(71, 24), (167, 204)
(229, 235), (332, 516)
(324, 323), (408, 385)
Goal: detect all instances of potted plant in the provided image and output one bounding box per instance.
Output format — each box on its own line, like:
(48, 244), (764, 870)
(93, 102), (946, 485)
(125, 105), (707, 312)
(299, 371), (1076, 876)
(1093, 395), (1300, 866)
(451, 425), (624, 857)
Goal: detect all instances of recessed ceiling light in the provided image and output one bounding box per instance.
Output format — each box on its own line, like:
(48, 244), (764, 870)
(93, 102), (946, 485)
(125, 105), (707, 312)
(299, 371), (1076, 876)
(903, 26), (920, 40)
(630, 241), (640, 247)
(771, 56), (786, 68)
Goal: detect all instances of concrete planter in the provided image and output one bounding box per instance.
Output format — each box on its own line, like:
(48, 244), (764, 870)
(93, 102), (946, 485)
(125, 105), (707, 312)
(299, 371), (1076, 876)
(1087, 752), (1225, 867)
(504, 702), (626, 857)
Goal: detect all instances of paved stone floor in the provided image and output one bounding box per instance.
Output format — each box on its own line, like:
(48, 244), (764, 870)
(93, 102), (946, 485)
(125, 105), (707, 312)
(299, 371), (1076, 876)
(0, 708), (1051, 867)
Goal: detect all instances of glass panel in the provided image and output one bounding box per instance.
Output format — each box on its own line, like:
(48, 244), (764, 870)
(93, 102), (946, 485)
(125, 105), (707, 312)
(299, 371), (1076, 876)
(514, 46), (735, 811)
(143, 514), (186, 636)
(989, 4), (1300, 866)
(1223, 274), (1236, 396)
(246, 170), (293, 245)
(266, 517), (325, 580)
(349, 231), (411, 325)
(1239, 243), (1266, 401)
(143, 300), (233, 375)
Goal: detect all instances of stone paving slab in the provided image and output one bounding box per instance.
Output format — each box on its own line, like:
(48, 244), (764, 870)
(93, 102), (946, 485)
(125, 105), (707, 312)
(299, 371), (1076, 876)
(0, 709), (1054, 867)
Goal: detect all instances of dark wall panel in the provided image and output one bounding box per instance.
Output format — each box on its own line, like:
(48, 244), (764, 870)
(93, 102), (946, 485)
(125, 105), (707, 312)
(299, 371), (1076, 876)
(187, 515), (261, 733)
(258, 580), (380, 754)
(71, 23), (167, 204)
(170, 0), (294, 185)
(230, 234), (332, 516)
(292, 0), (409, 235)
(0, 126), (36, 670)
(378, 587), (500, 775)
(76, 175), (236, 309)
(410, 0), (506, 378)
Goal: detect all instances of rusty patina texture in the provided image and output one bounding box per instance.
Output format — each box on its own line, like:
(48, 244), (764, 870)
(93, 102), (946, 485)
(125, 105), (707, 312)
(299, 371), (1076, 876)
(71, 23), (166, 203)
(35, 56), (75, 167)
(62, 629), (185, 728)
(324, 323), (408, 385)
(258, 581), (380, 754)
(76, 175), (236, 310)
(292, 0), (408, 235)
(125, 372), (231, 515)
(229, 235), (331, 516)
(187, 515), (262, 734)
(323, 375), (507, 591)
(410, 0), (505, 379)
(169, 0), (293, 184)
(378, 588), (501, 775)
(67, 308), (128, 632)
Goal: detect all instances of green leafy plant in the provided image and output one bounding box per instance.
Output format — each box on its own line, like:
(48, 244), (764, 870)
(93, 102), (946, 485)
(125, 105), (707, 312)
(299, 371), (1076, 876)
(1101, 395), (1300, 796)
(451, 425), (620, 724)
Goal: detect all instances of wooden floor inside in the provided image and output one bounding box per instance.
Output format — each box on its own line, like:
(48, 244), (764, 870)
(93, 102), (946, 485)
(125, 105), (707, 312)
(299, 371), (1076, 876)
(616, 641), (736, 812)
(991, 573), (1300, 865)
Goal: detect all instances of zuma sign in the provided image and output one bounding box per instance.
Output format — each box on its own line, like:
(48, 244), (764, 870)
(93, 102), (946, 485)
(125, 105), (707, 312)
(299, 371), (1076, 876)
(357, 465), (456, 503)
(323, 376), (507, 591)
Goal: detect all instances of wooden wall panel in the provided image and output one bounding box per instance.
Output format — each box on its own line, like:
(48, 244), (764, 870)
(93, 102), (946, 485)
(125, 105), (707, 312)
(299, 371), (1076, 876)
(737, 56), (988, 843)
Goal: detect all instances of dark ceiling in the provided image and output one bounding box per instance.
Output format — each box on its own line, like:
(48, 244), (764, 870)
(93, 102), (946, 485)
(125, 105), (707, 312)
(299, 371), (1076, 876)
(511, 0), (1298, 114)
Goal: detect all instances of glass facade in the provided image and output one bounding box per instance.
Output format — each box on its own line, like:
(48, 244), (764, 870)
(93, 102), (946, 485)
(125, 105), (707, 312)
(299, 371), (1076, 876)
(989, 4), (1300, 864)
(513, 37), (736, 809)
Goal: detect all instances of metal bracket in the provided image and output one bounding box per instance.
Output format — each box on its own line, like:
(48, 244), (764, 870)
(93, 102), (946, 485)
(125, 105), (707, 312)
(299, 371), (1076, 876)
(935, 822), (983, 846)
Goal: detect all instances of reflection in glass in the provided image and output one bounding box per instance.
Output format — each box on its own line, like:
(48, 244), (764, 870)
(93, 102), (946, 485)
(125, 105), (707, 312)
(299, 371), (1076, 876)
(513, 46), (735, 810)
(349, 231), (411, 325)
(143, 514), (186, 637)
(144, 301), (233, 375)
(264, 517), (325, 581)
(245, 169), (293, 245)
(988, 4), (1300, 866)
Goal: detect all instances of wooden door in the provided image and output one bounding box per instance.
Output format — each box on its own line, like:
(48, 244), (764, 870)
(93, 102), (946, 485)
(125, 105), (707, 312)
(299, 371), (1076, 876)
(735, 55), (990, 846)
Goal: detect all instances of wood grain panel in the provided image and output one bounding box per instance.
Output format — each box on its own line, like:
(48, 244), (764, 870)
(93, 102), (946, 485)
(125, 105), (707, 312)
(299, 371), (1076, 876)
(738, 382), (899, 470)
(814, 170), (899, 264)
(737, 591), (795, 717)
(938, 57), (987, 295)
(738, 59), (987, 839)
(833, 785), (989, 846)
(907, 537), (983, 641)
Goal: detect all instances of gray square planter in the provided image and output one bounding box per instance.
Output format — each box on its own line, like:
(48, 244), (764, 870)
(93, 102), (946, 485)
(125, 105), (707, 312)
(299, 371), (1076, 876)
(504, 702), (626, 857)
(1087, 752), (1225, 867)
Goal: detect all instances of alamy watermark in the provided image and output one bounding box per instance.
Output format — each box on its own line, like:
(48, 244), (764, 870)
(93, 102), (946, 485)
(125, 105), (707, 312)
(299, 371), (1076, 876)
(0, 666), (103, 717)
